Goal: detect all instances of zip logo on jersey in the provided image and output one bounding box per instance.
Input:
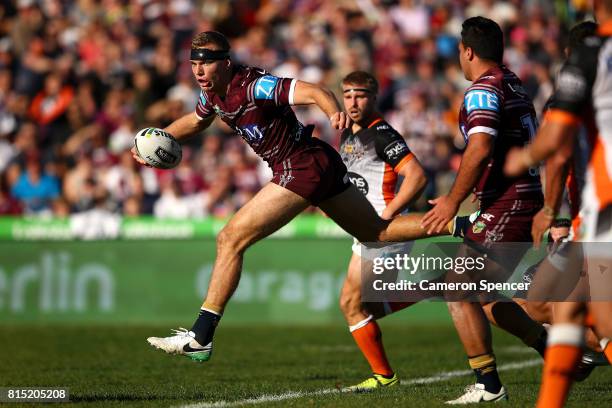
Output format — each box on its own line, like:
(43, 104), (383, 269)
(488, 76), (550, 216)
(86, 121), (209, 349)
(254, 75), (279, 100)
(464, 90), (500, 113)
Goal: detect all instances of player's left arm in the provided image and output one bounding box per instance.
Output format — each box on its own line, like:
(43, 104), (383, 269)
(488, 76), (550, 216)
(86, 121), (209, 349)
(291, 80), (351, 129)
(421, 133), (493, 234)
(382, 158), (427, 219)
(531, 136), (573, 247)
(374, 130), (427, 219)
(447, 133), (493, 204)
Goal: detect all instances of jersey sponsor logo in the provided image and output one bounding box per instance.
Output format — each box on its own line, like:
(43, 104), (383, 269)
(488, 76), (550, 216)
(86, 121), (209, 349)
(480, 213), (495, 222)
(556, 69), (587, 101)
(375, 124), (390, 131)
(238, 124), (265, 144)
(254, 75), (279, 100)
(464, 90), (500, 113)
(347, 171), (369, 195)
(383, 141), (408, 161)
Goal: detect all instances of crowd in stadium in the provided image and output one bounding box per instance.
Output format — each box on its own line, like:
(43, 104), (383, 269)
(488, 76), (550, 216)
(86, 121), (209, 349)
(0, 0), (586, 218)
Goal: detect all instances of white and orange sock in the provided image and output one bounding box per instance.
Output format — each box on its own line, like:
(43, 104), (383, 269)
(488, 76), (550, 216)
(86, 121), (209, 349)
(536, 323), (584, 408)
(350, 315), (393, 377)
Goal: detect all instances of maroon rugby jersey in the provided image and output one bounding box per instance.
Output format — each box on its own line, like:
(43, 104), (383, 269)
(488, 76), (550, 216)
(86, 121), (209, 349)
(195, 65), (312, 166)
(459, 65), (543, 206)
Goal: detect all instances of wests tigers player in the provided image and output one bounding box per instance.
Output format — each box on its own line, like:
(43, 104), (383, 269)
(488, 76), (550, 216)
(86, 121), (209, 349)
(505, 2), (612, 404)
(338, 71), (427, 392)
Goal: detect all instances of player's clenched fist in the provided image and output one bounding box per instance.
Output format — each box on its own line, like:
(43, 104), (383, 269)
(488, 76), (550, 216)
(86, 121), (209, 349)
(330, 112), (351, 130)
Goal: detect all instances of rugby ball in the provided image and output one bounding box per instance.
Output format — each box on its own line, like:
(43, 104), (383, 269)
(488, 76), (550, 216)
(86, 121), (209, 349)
(134, 127), (182, 169)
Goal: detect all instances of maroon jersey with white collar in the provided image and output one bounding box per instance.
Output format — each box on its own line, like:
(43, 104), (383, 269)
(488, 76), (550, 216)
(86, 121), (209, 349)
(458, 65), (542, 206)
(195, 65), (312, 166)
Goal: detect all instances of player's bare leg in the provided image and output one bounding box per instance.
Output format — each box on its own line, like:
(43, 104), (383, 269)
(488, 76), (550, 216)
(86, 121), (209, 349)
(205, 183), (310, 307)
(318, 184), (447, 242)
(147, 183), (310, 361)
(340, 254), (371, 326)
(444, 246), (545, 404)
(340, 253), (398, 391)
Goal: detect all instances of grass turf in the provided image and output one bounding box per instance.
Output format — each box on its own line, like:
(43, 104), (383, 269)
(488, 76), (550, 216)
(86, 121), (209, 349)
(0, 324), (610, 407)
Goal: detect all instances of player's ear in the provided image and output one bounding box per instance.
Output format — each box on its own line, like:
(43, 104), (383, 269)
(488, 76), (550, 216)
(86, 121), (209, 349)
(466, 46), (474, 61)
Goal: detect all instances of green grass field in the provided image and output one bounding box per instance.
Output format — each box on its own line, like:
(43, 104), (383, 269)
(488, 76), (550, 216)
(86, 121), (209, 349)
(1, 324), (610, 407)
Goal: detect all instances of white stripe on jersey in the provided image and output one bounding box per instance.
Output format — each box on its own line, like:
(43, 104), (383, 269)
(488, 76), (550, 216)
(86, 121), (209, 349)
(467, 126), (498, 137)
(288, 79), (297, 105)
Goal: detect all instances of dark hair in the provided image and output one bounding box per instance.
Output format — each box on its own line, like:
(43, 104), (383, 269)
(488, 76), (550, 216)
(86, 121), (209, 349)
(341, 71), (378, 94)
(191, 31), (231, 51)
(568, 21), (598, 52)
(461, 17), (504, 64)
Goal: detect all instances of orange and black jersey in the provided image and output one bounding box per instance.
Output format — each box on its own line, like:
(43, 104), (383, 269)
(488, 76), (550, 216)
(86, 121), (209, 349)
(339, 119), (414, 214)
(546, 23), (612, 214)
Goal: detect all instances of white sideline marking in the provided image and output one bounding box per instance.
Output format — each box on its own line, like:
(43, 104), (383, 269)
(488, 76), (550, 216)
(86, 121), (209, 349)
(177, 358), (541, 408)
(501, 346), (540, 354)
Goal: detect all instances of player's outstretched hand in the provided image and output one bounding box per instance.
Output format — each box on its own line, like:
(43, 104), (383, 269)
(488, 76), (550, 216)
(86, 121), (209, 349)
(421, 195), (459, 235)
(131, 146), (151, 167)
(330, 112), (352, 130)
(504, 146), (531, 177)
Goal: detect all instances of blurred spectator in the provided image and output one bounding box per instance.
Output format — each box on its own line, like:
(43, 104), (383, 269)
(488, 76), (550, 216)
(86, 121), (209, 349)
(390, 0), (430, 41)
(0, 68), (18, 137)
(51, 197), (70, 218)
(10, 151), (60, 214)
(63, 153), (97, 211)
(69, 191), (121, 239)
(28, 70), (74, 146)
(0, 132), (16, 173)
(123, 195), (143, 217)
(103, 149), (144, 210)
(0, 173), (22, 215)
(154, 174), (194, 219)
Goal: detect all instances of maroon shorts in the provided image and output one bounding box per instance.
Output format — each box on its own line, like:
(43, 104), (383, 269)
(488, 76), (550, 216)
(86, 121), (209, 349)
(465, 199), (543, 244)
(464, 199), (542, 275)
(271, 138), (351, 206)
